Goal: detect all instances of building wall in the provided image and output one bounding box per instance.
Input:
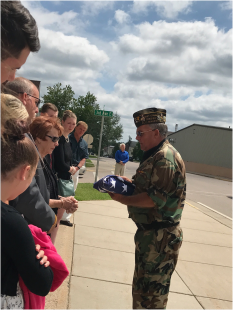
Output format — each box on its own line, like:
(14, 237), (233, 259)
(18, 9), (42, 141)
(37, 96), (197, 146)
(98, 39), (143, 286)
(103, 146), (114, 156)
(184, 161), (232, 179)
(168, 124), (232, 179)
(128, 146), (134, 156)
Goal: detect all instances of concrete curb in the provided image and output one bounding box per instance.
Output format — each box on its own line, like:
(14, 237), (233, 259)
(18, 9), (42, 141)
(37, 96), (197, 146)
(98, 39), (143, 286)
(45, 215), (74, 309)
(186, 171), (232, 182)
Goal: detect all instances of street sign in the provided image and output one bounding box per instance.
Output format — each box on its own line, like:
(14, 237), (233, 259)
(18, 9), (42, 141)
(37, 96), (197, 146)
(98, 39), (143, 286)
(83, 134), (93, 145)
(94, 110), (113, 117)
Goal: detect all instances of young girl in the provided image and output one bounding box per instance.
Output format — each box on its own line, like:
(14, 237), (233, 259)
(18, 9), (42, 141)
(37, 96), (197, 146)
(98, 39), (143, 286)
(1, 96), (53, 309)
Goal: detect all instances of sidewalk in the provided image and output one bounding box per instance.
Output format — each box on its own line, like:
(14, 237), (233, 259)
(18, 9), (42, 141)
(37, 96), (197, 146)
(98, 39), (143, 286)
(46, 199), (232, 309)
(46, 200), (233, 310)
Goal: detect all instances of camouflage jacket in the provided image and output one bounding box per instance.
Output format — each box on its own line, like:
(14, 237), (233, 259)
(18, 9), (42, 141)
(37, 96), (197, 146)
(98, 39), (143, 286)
(128, 140), (186, 224)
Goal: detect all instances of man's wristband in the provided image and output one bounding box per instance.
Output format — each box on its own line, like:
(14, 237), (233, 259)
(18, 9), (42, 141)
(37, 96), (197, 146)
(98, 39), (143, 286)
(77, 166), (80, 170)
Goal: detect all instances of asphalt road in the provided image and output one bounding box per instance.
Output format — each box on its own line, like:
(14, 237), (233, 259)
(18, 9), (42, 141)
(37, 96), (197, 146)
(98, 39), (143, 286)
(79, 157), (232, 219)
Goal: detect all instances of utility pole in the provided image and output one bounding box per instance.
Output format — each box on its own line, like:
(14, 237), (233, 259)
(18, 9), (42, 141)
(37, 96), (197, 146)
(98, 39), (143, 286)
(94, 107), (113, 182)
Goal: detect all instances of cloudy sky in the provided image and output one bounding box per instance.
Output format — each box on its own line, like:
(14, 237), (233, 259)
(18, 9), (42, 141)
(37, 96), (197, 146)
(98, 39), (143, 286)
(20, 0), (232, 142)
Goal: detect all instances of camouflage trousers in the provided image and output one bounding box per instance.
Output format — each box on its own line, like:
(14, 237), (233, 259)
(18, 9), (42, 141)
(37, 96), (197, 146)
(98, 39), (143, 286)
(132, 225), (183, 309)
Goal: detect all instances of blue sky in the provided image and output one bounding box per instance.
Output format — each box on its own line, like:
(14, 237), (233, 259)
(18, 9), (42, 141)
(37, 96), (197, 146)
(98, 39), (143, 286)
(20, 1), (232, 142)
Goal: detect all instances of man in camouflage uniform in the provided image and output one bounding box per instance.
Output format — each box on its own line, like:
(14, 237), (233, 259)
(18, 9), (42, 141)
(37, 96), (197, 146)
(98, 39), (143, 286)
(108, 107), (186, 309)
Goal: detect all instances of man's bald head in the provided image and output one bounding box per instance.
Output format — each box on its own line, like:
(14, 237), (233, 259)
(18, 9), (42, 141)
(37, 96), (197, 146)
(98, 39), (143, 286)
(4, 77), (34, 97)
(4, 77), (39, 121)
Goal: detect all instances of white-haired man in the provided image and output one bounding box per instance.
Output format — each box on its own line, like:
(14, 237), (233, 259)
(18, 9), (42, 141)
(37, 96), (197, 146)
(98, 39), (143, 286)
(114, 143), (129, 176)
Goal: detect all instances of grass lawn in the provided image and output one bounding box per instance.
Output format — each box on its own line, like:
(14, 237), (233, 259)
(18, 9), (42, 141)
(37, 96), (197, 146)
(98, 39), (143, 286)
(86, 158), (95, 167)
(89, 155), (97, 158)
(75, 183), (112, 201)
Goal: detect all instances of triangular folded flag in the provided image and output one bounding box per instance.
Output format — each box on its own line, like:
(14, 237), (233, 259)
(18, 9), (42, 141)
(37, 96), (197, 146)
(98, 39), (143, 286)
(93, 175), (135, 196)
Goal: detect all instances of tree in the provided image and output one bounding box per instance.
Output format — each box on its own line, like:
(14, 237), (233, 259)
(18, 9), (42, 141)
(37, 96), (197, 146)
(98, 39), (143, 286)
(133, 142), (143, 162)
(101, 113), (123, 151)
(72, 92), (123, 154)
(125, 135), (132, 152)
(42, 83), (123, 154)
(42, 83), (78, 117)
(112, 143), (120, 158)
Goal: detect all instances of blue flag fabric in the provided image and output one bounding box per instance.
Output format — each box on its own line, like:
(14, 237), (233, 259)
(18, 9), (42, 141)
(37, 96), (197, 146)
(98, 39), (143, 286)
(93, 175), (135, 196)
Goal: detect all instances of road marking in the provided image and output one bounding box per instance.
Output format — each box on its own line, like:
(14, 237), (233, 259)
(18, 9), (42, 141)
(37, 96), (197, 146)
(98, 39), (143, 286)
(111, 171), (114, 174)
(186, 201), (200, 211)
(188, 190), (231, 196)
(197, 202), (232, 221)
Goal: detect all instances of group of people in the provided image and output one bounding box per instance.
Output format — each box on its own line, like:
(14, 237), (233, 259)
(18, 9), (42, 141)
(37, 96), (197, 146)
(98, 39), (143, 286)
(1, 1), (88, 308)
(1, 1), (187, 309)
(3, 77), (89, 232)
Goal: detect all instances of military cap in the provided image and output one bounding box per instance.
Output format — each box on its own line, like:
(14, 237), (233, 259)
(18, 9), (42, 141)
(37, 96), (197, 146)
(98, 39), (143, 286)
(133, 107), (166, 127)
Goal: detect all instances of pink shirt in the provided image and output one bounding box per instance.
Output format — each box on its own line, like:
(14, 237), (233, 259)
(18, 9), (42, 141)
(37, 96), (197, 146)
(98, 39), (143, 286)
(19, 225), (69, 309)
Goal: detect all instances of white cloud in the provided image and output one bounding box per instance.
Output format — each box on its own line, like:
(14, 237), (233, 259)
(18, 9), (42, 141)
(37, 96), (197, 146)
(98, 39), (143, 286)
(114, 81), (199, 100)
(131, 1), (193, 19)
(18, 3), (232, 142)
(18, 1), (109, 95)
(18, 27), (109, 99)
(94, 87), (232, 140)
(114, 19), (232, 92)
(219, 1), (232, 11)
(81, 1), (114, 16)
(38, 29), (109, 70)
(105, 17), (232, 139)
(115, 10), (131, 24)
(46, 0), (62, 5)
(22, 1), (85, 34)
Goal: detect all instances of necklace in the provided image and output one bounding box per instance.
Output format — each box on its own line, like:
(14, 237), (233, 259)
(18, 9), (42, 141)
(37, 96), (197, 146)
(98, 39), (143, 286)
(64, 135), (69, 143)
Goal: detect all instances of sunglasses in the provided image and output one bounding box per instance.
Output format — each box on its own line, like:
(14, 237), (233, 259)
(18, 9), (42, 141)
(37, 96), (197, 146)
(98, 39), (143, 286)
(46, 135), (60, 143)
(18, 92), (40, 106)
(136, 129), (155, 137)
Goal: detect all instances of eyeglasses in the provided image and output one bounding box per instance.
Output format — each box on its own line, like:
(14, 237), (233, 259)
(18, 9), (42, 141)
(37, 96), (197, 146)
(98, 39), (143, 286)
(46, 135), (60, 143)
(28, 93), (40, 106)
(18, 92), (40, 106)
(136, 129), (155, 137)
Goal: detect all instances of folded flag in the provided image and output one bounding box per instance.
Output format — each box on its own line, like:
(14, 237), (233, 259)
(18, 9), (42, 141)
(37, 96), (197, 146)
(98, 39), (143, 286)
(93, 175), (135, 196)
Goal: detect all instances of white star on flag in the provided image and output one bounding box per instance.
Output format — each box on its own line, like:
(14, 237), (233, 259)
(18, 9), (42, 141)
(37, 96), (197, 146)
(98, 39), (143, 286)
(103, 177), (108, 183)
(110, 179), (116, 189)
(122, 184), (128, 193)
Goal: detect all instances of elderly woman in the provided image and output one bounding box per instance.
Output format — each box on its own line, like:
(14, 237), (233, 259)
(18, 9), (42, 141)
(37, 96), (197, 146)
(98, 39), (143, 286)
(29, 116), (78, 244)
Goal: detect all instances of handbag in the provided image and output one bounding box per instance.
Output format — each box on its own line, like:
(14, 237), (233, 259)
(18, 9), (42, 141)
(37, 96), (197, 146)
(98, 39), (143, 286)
(57, 178), (75, 197)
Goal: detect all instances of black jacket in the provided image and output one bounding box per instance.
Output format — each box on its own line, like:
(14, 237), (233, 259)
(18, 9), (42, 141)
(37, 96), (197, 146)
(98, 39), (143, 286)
(1, 201), (53, 296)
(9, 134), (56, 232)
(54, 135), (73, 180)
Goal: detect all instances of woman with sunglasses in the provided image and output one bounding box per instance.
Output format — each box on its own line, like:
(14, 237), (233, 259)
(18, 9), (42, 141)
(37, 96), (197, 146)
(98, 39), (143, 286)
(29, 116), (78, 244)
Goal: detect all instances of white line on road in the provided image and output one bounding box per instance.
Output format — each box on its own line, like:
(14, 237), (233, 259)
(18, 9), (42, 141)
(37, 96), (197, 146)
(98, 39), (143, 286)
(111, 171), (114, 174)
(188, 190), (231, 196)
(197, 202), (232, 221)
